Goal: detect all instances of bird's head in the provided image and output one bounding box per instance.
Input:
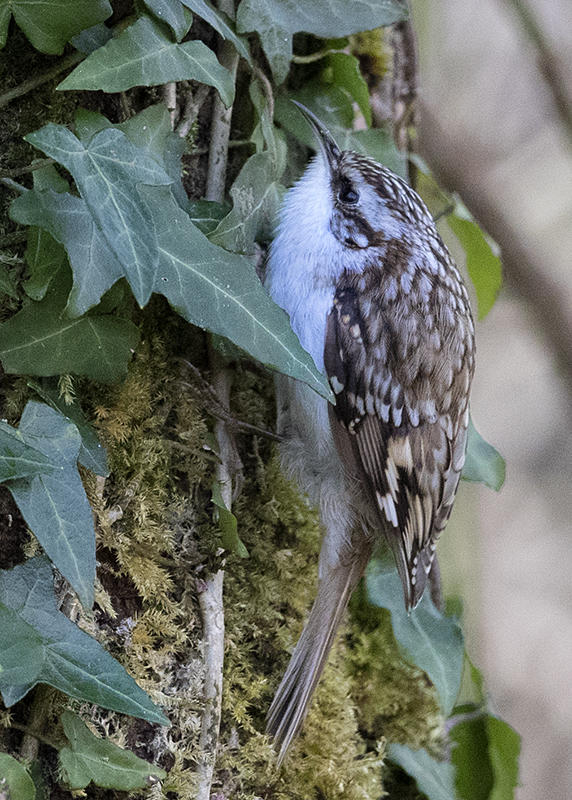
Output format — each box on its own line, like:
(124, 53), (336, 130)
(292, 101), (432, 252)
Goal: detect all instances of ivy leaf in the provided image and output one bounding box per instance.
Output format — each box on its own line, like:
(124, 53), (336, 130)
(12, 189), (125, 317)
(181, 0), (252, 64)
(367, 557), (464, 716)
(24, 124), (173, 307)
(74, 105), (187, 208)
(71, 22), (113, 55)
(4, 401), (96, 607)
(28, 379), (109, 477)
(0, 0), (112, 54)
(212, 481), (248, 558)
(450, 714), (520, 800)
(387, 744), (456, 800)
(0, 557), (168, 724)
(209, 152), (285, 253)
(24, 166), (69, 301)
(59, 711), (166, 790)
(248, 22), (291, 84)
(187, 200), (229, 234)
(0, 268), (139, 383)
(143, 0), (191, 41)
(0, 753), (35, 800)
(448, 212), (502, 319)
(463, 418), (505, 491)
(451, 715), (494, 800)
(487, 716), (520, 800)
(57, 16), (235, 107)
(321, 52), (371, 126)
(237, 0), (406, 83)
(20, 123), (330, 399)
(238, 0), (406, 38)
(0, 421), (54, 482)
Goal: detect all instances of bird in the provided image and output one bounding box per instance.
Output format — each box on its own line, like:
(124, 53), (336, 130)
(264, 102), (475, 763)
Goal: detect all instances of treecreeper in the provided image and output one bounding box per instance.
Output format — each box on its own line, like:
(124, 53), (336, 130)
(265, 102), (475, 763)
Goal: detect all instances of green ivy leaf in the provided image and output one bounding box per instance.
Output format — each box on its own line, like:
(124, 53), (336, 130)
(57, 16), (235, 107)
(0, 421), (54, 482)
(19, 123), (331, 399)
(451, 715), (494, 800)
(70, 22), (113, 55)
(59, 711), (166, 790)
(321, 52), (371, 125)
(0, 557), (169, 725)
(0, 268), (139, 384)
(143, 0), (191, 41)
(0, 753), (36, 800)
(487, 716), (520, 800)
(181, 0), (252, 64)
(4, 401), (96, 607)
(74, 105), (187, 208)
(448, 213), (502, 319)
(237, 0), (406, 83)
(450, 714), (520, 800)
(25, 124), (173, 307)
(28, 379), (109, 477)
(211, 481), (248, 558)
(0, 0), (112, 54)
(463, 418), (506, 491)
(239, 0), (406, 38)
(12, 189), (125, 317)
(24, 227), (67, 301)
(366, 557), (464, 716)
(23, 164), (69, 302)
(187, 200), (229, 234)
(387, 744), (456, 800)
(209, 152), (285, 253)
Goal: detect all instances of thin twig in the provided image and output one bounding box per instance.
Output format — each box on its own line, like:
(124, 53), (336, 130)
(163, 82), (178, 129)
(506, 0), (572, 148)
(179, 359), (282, 441)
(0, 177), (26, 193)
(253, 65), (274, 121)
(0, 51), (84, 110)
(176, 83), (211, 139)
(205, 19), (240, 201)
(187, 139), (252, 157)
(0, 158), (54, 180)
(195, 2), (240, 796)
(291, 48), (345, 64)
(18, 685), (56, 760)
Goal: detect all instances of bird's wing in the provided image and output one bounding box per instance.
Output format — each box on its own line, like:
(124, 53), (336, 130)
(324, 266), (473, 609)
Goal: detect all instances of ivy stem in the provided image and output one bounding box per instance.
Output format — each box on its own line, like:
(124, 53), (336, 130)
(196, 2), (240, 798)
(163, 82), (178, 129)
(18, 685), (57, 759)
(0, 51), (84, 111)
(12, 720), (60, 752)
(0, 158), (55, 180)
(291, 48), (345, 64)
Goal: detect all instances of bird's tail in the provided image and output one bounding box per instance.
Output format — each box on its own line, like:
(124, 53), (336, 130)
(266, 552), (369, 764)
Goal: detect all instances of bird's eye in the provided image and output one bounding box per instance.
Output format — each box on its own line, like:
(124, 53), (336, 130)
(338, 186), (359, 204)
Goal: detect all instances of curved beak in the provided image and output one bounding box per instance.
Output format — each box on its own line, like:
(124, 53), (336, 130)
(292, 100), (341, 171)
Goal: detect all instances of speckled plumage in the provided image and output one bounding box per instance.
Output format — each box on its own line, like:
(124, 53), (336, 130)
(265, 105), (475, 762)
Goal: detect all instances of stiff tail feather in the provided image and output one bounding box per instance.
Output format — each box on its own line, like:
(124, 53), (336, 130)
(266, 552), (370, 764)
